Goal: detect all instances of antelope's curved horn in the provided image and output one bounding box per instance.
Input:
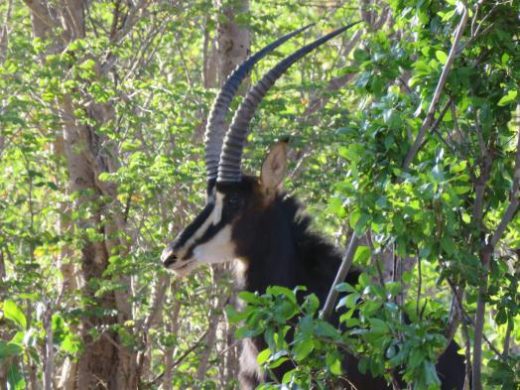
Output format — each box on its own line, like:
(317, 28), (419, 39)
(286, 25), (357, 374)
(204, 24), (314, 182)
(217, 22), (360, 183)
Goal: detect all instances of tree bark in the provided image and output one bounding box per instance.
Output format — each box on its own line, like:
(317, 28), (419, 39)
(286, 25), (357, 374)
(203, 16), (218, 89)
(216, 0), (251, 85)
(25, 1), (138, 388)
(193, 1), (251, 384)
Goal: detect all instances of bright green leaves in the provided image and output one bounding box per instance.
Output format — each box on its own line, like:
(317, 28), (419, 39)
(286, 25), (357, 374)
(2, 300), (27, 329)
(228, 287), (346, 386)
(77, 58), (97, 79)
(435, 50), (448, 65)
(230, 276), (453, 388)
(486, 357), (520, 389)
(338, 143), (366, 163)
(354, 245), (371, 264)
(497, 89), (518, 106)
(335, 277), (449, 388)
(293, 333), (314, 361)
(52, 314), (82, 355)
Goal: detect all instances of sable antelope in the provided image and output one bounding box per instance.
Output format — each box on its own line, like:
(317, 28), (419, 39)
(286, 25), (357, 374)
(162, 24), (465, 389)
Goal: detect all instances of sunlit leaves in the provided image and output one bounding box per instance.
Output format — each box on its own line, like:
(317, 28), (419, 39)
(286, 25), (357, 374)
(497, 90), (518, 107)
(2, 300), (27, 329)
(1, 0), (519, 387)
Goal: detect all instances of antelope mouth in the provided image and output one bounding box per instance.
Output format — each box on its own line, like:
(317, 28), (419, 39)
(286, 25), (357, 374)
(161, 250), (197, 276)
(169, 260), (194, 271)
(162, 253), (193, 270)
(169, 260), (197, 278)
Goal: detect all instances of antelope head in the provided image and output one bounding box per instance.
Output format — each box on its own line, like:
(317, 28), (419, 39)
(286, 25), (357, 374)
(161, 24), (358, 277)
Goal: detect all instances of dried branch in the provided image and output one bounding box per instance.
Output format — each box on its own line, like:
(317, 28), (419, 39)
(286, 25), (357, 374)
(110, 0), (151, 45)
(490, 130), (520, 247)
(0, 0), (13, 63)
(402, 7), (469, 170)
(150, 329), (209, 385)
(446, 278), (501, 357)
(472, 127), (520, 388)
(321, 234), (360, 320)
(502, 317), (513, 359)
(426, 98), (456, 152)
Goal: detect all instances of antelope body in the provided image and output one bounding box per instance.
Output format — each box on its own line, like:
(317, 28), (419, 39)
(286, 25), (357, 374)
(162, 24), (465, 389)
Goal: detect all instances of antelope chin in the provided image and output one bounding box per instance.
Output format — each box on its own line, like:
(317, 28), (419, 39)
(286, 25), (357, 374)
(169, 260), (198, 278)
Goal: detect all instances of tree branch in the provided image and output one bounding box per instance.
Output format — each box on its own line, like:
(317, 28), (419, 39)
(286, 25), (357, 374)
(402, 7), (469, 170)
(472, 127), (520, 388)
(490, 129), (520, 247)
(150, 329), (209, 385)
(320, 234), (360, 320)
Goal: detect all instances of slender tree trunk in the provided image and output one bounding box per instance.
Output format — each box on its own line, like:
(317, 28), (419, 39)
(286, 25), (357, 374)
(195, 1), (251, 384)
(25, 1), (138, 387)
(203, 16), (218, 89)
(162, 298), (182, 390)
(216, 0), (251, 86)
(195, 286), (227, 380)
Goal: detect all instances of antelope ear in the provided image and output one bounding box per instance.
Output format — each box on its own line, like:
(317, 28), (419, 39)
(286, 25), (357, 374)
(260, 141), (288, 192)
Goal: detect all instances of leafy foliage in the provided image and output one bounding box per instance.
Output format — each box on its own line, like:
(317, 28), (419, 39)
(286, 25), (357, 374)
(0, 0), (519, 388)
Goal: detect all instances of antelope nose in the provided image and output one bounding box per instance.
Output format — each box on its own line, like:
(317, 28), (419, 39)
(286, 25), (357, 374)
(161, 246), (177, 267)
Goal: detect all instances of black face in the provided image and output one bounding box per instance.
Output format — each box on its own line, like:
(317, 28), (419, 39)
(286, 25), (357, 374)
(161, 178), (259, 275)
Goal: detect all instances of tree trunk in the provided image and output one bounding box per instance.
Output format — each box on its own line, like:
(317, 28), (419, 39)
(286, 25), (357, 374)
(25, 1), (138, 388)
(216, 0), (251, 85)
(200, 1), (251, 384)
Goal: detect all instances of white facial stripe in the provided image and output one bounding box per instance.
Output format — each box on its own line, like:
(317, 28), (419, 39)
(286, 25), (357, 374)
(176, 192), (227, 262)
(193, 225), (235, 265)
(212, 192), (224, 225)
(177, 200), (219, 259)
(207, 187), (216, 203)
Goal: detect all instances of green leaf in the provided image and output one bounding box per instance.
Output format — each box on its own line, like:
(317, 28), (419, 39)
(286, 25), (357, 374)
(225, 305), (246, 323)
(281, 368), (297, 384)
(267, 286), (296, 303)
(0, 341), (22, 359)
(3, 301), (27, 329)
(7, 364), (26, 390)
(440, 236), (456, 255)
(238, 291), (261, 305)
(354, 245), (370, 263)
(302, 294), (320, 315)
(358, 357), (369, 374)
(497, 90), (518, 106)
(257, 348), (271, 365)
(314, 320), (340, 339)
(337, 292), (360, 309)
(435, 50), (448, 64)
(326, 351), (343, 375)
(335, 282), (357, 293)
(369, 318), (389, 334)
(60, 334), (81, 355)
(293, 337), (314, 361)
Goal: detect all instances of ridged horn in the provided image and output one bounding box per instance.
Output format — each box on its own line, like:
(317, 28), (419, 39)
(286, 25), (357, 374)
(204, 24), (314, 182)
(217, 22), (360, 183)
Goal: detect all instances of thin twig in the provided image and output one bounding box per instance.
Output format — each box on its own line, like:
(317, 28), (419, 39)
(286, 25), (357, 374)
(502, 318), (513, 359)
(446, 278), (501, 356)
(416, 256), (422, 318)
(150, 329), (209, 385)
